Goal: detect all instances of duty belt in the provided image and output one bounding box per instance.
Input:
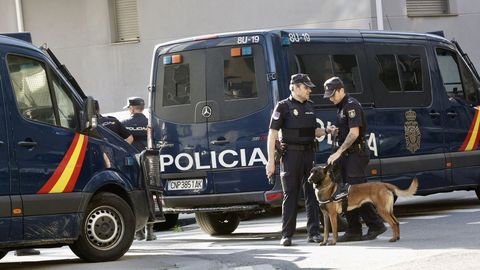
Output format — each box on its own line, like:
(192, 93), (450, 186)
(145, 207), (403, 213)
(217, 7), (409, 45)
(282, 143), (314, 151)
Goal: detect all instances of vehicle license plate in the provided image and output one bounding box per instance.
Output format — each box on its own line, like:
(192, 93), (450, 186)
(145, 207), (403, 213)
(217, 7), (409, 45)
(167, 179), (203, 190)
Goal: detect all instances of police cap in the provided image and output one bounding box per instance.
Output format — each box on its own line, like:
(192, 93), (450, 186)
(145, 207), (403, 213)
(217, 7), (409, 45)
(290, 73), (316, 88)
(123, 97), (145, 109)
(323, 77), (344, 98)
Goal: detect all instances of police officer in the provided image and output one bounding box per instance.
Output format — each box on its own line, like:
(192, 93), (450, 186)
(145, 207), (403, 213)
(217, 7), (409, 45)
(120, 97), (156, 241)
(121, 97), (148, 151)
(266, 73), (332, 246)
(95, 100), (133, 144)
(324, 76), (387, 242)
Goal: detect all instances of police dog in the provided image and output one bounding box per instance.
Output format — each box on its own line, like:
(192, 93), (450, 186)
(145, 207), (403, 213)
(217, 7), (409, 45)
(308, 165), (418, 245)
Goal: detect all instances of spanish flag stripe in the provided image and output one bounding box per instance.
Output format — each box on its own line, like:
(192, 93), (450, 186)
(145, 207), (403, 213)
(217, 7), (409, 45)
(459, 107), (480, 151)
(50, 135), (85, 193)
(465, 110), (480, 151)
(64, 136), (88, 192)
(37, 133), (80, 194)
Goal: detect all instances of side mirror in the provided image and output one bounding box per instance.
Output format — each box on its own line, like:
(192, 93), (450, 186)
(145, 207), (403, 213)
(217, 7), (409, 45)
(81, 96), (97, 131)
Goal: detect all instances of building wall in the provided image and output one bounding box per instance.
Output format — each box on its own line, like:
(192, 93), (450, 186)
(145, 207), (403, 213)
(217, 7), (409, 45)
(0, 0), (479, 112)
(0, 0), (19, 32)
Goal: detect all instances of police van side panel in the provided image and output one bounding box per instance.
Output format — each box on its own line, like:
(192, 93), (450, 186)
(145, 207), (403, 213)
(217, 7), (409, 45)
(281, 30), (383, 183)
(362, 34), (450, 191)
(0, 35), (149, 262)
(282, 30), (479, 196)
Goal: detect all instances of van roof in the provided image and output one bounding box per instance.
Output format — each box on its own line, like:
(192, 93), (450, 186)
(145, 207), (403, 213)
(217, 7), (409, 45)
(153, 28), (450, 50)
(0, 33), (44, 54)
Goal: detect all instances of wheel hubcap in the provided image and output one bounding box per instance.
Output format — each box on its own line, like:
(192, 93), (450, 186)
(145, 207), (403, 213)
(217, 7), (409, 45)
(85, 206), (123, 250)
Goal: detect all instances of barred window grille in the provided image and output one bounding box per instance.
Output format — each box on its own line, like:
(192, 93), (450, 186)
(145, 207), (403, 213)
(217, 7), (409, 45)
(113, 0), (140, 42)
(406, 0), (450, 17)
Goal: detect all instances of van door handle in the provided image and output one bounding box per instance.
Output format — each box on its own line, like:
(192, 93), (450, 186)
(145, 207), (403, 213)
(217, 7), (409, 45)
(210, 139), (230, 146)
(447, 111), (458, 117)
(18, 141), (38, 148)
(429, 111), (441, 118)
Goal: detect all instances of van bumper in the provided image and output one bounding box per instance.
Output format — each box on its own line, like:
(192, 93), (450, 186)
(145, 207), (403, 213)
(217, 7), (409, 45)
(163, 189), (283, 214)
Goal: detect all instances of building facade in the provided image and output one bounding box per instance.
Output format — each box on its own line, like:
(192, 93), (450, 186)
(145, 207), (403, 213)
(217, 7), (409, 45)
(0, 0), (478, 112)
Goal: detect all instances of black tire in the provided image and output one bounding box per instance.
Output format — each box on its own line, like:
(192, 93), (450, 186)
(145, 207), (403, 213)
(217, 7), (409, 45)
(0, 250), (7, 260)
(69, 192), (135, 262)
(153, 213), (179, 231)
(476, 186), (480, 200)
(195, 212), (240, 235)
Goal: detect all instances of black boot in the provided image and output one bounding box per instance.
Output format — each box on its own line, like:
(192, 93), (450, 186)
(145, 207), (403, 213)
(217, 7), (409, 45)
(332, 183), (350, 202)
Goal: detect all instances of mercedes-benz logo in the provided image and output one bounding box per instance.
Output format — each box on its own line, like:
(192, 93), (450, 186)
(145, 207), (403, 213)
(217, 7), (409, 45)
(201, 105), (212, 118)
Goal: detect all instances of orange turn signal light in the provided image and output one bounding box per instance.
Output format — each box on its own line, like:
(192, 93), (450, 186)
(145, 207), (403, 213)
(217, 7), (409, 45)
(12, 208), (22, 215)
(230, 48), (241, 57)
(172, 54), (182, 64)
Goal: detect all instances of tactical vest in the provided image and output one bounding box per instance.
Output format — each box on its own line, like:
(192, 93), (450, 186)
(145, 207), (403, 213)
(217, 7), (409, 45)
(281, 99), (316, 145)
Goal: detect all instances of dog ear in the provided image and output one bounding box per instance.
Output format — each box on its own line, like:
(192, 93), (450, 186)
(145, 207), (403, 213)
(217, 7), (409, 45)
(323, 163), (332, 174)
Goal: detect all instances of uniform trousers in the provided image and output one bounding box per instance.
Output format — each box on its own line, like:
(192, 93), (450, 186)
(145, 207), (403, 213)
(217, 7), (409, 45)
(280, 148), (320, 238)
(340, 150), (385, 234)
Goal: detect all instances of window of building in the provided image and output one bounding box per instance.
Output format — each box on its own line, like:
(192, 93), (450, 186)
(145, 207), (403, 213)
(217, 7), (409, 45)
(111, 0), (140, 42)
(406, 0), (452, 17)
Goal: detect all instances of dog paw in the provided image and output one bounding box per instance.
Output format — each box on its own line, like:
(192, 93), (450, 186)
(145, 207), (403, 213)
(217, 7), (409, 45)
(327, 241), (336, 246)
(319, 242), (327, 246)
(389, 238), (397, 242)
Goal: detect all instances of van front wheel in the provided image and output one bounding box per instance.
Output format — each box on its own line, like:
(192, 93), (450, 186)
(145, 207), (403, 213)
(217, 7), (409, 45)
(69, 192), (135, 262)
(195, 212), (240, 235)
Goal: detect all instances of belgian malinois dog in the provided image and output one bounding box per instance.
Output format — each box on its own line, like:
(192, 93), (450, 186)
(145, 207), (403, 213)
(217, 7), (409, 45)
(307, 165), (418, 245)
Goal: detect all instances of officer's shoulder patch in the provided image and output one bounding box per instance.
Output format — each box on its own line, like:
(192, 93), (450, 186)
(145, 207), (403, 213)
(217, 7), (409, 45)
(348, 109), (356, 118)
(272, 111), (280, 120)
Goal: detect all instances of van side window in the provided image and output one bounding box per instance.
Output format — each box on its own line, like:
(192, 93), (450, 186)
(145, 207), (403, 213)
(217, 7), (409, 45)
(294, 54), (361, 95)
(8, 55), (56, 125)
(437, 48), (480, 104)
(224, 57), (257, 100)
(163, 64), (191, 106)
(7, 55), (77, 129)
(376, 54), (423, 92)
(436, 49), (464, 99)
(51, 73), (77, 129)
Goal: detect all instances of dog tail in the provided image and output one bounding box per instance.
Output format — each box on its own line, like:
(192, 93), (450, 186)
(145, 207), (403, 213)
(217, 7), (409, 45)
(392, 178), (418, 197)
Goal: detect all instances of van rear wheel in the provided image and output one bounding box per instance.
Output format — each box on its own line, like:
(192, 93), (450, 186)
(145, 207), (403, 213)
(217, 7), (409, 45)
(195, 212), (240, 235)
(153, 213), (179, 231)
(475, 186), (480, 200)
(69, 192), (135, 262)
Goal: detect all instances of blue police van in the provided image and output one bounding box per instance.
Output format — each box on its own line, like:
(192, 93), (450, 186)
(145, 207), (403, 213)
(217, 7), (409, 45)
(148, 29), (480, 235)
(0, 33), (163, 262)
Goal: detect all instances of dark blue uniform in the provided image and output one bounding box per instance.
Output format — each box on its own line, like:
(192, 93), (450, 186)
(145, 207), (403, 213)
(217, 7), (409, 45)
(269, 96), (320, 239)
(336, 94), (384, 235)
(122, 113), (148, 151)
(98, 115), (131, 139)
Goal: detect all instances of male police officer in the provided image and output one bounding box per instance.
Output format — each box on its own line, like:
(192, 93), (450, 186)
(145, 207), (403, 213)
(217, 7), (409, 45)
(324, 76), (387, 242)
(95, 100), (133, 144)
(121, 97), (156, 241)
(266, 73), (333, 246)
(121, 97), (148, 151)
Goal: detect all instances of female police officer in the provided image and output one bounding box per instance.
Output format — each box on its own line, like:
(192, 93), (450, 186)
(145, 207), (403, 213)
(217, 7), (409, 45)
(266, 73), (333, 246)
(324, 76), (387, 242)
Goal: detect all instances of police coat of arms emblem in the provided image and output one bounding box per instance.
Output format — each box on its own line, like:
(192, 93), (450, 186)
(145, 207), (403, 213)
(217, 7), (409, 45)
(404, 110), (421, 153)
